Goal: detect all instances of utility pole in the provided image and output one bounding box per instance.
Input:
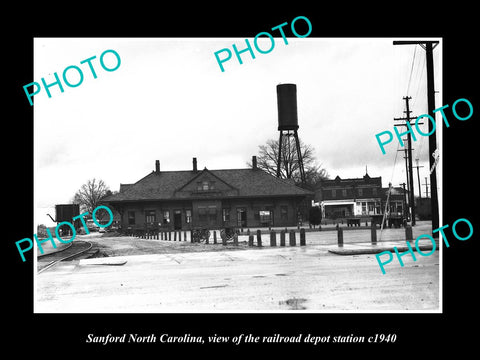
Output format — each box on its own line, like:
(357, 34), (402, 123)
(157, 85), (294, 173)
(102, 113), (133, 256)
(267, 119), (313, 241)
(414, 159), (424, 199)
(423, 177), (430, 198)
(393, 40), (439, 235)
(401, 182), (408, 223)
(394, 96), (418, 226)
(398, 143), (409, 199)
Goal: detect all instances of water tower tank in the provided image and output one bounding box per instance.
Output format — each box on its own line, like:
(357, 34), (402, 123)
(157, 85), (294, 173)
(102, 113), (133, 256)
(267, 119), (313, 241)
(276, 83), (298, 131)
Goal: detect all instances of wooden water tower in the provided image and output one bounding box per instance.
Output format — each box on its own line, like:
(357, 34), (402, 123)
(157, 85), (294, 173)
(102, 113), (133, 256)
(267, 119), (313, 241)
(276, 83), (306, 184)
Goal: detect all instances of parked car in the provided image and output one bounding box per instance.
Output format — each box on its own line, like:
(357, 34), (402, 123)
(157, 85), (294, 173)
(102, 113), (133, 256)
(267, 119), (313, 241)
(86, 219), (100, 232)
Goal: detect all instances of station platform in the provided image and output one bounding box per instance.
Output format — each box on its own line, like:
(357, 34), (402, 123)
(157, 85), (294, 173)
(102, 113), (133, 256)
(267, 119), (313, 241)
(327, 238), (439, 255)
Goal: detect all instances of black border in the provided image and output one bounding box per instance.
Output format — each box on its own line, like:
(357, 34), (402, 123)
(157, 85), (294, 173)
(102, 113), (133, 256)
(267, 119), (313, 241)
(7, 4), (479, 354)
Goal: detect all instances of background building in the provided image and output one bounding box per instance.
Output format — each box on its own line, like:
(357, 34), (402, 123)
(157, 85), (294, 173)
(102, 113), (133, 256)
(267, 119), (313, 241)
(315, 173), (383, 219)
(315, 172), (407, 226)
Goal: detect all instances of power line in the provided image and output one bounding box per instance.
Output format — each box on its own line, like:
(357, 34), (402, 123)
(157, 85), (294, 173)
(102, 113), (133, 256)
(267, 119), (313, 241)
(407, 55), (428, 178)
(389, 135), (402, 186)
(406, 46), (417, 95)
(412, 56), (426, 108)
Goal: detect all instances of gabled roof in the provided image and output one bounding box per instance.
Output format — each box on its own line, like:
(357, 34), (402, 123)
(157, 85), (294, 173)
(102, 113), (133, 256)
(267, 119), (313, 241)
(174, 167), (238, 193)
(103, 167), (313, 203)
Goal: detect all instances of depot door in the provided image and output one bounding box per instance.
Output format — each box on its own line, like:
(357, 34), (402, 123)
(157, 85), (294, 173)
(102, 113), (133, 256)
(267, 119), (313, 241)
(237, 208), (247, 228)
(173, 210), (182, 230)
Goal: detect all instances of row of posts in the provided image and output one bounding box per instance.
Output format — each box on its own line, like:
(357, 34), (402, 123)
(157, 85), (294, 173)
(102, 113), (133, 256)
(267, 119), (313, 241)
(136, 231), (189, 242)
(336, 223), (414, 247)
(249, 228), (306, 247)
(134, 228), (307, 247)
(135, 230), (227, 244)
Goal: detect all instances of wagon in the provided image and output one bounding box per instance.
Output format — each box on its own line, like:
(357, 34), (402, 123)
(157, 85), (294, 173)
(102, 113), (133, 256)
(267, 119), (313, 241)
(191, 228), (211, 243)
(220, 226), (238, 242)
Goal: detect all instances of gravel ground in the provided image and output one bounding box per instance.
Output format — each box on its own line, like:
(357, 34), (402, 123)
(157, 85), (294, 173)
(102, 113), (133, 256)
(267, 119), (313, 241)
(88, 235), (253, 257)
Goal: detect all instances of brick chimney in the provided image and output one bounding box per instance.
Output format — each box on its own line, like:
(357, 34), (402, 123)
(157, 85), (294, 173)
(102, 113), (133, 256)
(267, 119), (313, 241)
(193, 157), (198, 172)
(155, 160), (160, 173)
(252, 155), (257, 169)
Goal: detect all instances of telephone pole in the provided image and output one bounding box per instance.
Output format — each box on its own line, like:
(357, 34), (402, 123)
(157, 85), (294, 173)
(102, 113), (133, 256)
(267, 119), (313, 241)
(401, 182), (408, 223)
(414, 159), (424, 199)
(393, 40), (439, 234)
(398, 143), (409, 200)
(394, 96), (418, 226)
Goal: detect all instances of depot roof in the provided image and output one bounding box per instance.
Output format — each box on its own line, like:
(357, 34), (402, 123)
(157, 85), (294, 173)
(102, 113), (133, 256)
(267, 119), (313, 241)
(103, 167), (313, 203)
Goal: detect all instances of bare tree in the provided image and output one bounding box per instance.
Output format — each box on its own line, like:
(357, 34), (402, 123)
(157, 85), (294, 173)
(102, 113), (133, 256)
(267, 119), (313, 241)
(248, 137), (329, 189)
(72, 178), (110, 215)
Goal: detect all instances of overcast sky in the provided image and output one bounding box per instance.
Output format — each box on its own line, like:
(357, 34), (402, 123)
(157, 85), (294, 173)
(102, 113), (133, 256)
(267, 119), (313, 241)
(34, 37), (442, 226)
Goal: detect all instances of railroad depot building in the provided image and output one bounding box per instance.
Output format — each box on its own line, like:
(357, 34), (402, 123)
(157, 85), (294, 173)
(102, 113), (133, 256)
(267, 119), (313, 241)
(314, 172), (406, 220)
(102, 157), (313, 232)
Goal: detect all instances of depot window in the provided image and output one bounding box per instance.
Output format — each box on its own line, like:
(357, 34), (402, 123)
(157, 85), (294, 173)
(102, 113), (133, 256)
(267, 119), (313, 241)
(128, 211), (135, 225)
(259, 210), (271, 224)
(145, 210), (156, 223)
(197, 180), (215, 191)
(222, 208), (230, 222)
(208, 206), (217, 222)
(163, 210), (170, 224)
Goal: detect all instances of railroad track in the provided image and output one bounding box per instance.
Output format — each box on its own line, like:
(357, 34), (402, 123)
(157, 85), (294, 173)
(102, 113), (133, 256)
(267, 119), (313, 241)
(37, 240), (95, 274)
